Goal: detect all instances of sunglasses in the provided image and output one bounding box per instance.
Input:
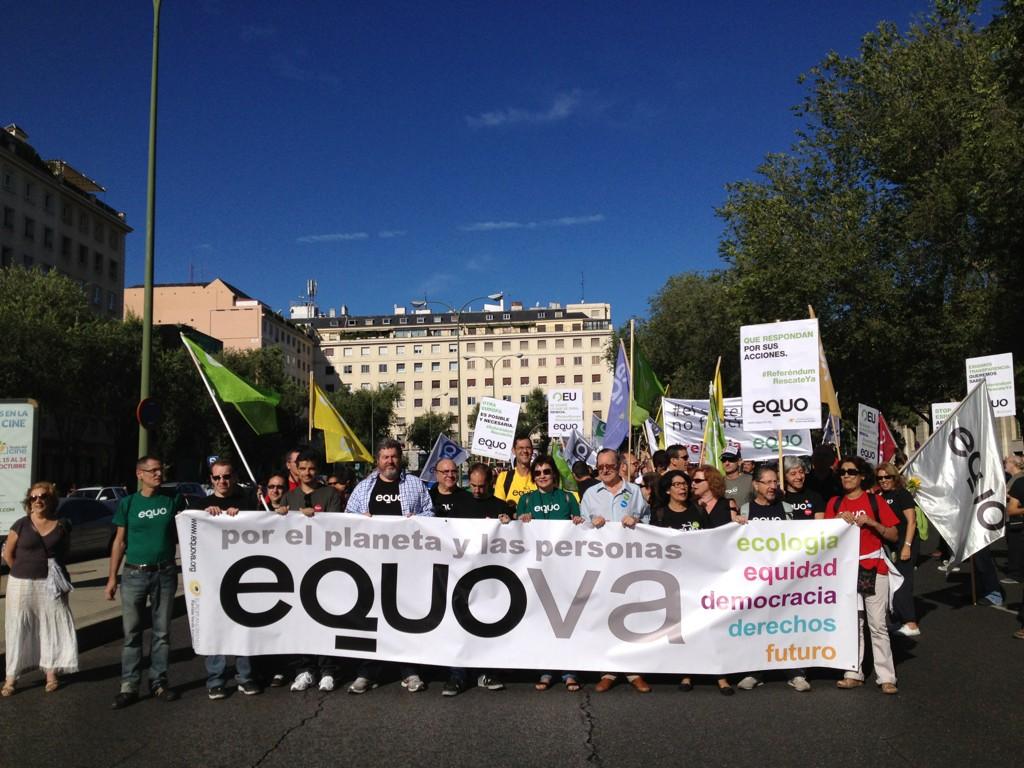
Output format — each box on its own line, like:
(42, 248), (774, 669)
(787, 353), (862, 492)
(29, 493), (50, 502)
(211, 474), (233, 481)
(692, 477), (706, 483)
(267, 484), (286, 490)
(838, 468), (861, 477)
(596, 464), (617, 472)
(139, 467), (163, 474)
(533, 468), (553, 476)
(876, 474), (893, 480)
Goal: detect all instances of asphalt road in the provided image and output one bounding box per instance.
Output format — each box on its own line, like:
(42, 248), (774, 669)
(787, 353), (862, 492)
(1, 556), (1022, 768)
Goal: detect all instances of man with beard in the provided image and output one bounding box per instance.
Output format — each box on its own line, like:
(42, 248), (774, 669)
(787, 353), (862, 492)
(344, 439), (433, 694)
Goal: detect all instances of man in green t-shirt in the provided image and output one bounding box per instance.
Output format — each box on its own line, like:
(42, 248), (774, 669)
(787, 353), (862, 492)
(105, 455), (186, 709)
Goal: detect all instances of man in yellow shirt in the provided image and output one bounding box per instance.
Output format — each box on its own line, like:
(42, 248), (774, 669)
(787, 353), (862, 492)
(494, 436), (536, 512)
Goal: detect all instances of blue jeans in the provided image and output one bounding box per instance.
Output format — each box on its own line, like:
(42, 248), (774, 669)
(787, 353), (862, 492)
(120, 565), (177, 693)
(205, 655), (254, 688)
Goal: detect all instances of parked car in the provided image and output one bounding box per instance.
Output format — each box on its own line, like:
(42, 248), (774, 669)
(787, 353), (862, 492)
(68, 486), (128, 502)
(158, 482), (208, 509)
(1, 498), (115, 573)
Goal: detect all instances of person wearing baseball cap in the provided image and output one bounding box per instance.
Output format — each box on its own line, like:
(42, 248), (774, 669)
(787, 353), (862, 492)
(721, 450), (752, 508)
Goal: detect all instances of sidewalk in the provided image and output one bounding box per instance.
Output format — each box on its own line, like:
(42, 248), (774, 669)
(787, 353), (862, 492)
(0, 556), (184, 658)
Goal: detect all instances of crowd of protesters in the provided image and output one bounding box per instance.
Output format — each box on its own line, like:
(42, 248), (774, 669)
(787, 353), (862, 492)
(3, 438), (1022, 705)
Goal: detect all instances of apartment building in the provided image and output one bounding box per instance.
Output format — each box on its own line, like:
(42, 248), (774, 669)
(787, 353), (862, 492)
(123, 278), (316, 383)
(297, 299), (614, 446)
(1, 124), (131, 316)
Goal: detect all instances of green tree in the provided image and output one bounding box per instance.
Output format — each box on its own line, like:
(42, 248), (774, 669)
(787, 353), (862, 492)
(328, 384), (401, 452)
(407, 411), (456, 450)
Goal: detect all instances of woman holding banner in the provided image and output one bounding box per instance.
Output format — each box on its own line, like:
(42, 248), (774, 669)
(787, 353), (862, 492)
(517, 455), (584, 692)
(826, 456), (900, 695)
(875, 462), (920, 637)
(679, 465), (735, 695)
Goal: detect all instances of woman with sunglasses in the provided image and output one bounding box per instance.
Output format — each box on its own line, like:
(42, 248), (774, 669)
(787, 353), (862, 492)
(516, 455), (584, 692)
(678, 465), (736, 695)
(875, 462), (920, 637)
(3, 482), (78, 696)
(825, 456), (901, 694)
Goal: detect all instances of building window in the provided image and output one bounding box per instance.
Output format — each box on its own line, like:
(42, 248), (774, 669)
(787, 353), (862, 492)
(343, 348), (352, 357)
(537, 312), (546, 319)
(414, 362), (423, 372)
(396, 345), (405, 355)
(379, 345), (388, 355)
(466, 360), (476, 370)
(573, 356), (583, 365)
(592, 355), (602, 364)
(78, 211), (89, 234)
(379, 364), (388, 373)
(343, 365), (353, 374)
(93, 252), (103, 273)
(24, 181), (34, 202)
(416, 316), (425, 324)
(537, 340), (547, 350)
(413, 345), (423, 354)
(573, 338), (582, 348)
(467, 396), (477, 405)
(2, 206), (14, 229)
(484, 378), (493, 388)
(449, 397), (458, 406)
(538, 376), (547, 385)
(1, 246), (12, 267)
(501, 341), (511, 351)
(399, 317), (408, 325)
(324, 348), (335, 357)
(23, 217), (34, 240)
(538, 357), (547, 367)
(556, 375), (565, 384)
(396, 363), (405, 373)
(360, 364), (370, 374)
(574, 374), (583, 383)
(466, 342), (476, 352)
(502, 359), (512, 368)
(593, 392), (602, 401)
(43, 227), (53, 249)
(448, 343), (457, 353)
(502, 377), (512, 386)
(467, 378), (476, 387)
(448, 361), (457, 371)
(484, 342), (493, 351)
(360, 346), (370, 356)
(1, 168), (12, 190)
(430, 343), (440, 353)
(592, 373), (601, 382)
(432, 380), (441, 389)
(485, 314), (493, 320)
(519, 358), (529, 368)
(520, 377), (529, 385)
(519, 340), (529, 350)
(325, 365), (336, 374)
(431, 397), (441, 407)
(92, 285), (102, 305)
(414, 398), (423, 407)
(108, 259), (118, 280)
(431, 362), (440, 372)
(555, 357), (564, 366)
(591, 337), (601, 348)
(449, 379), (458, 388)
(414, 381), (423, 391)
(555, 339), (564, 349)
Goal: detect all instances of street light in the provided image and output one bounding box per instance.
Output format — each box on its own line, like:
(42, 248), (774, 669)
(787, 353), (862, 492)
(409, 292), (503, 445)
(464, 352), (524, 398)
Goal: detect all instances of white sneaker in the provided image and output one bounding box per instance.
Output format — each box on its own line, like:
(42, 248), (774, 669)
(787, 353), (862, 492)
(787, 676), (811, 692)
(737, 676), (762, 690)
(290, 672), (314, 692)
(401, 674), (426, 693)
(896, 624), (921, 637)
(347, 677), (375, 695)
(318, 675), (335, 692)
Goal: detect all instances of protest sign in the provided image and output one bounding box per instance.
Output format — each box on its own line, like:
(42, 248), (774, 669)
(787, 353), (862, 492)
(965, 353), (1016, 417)
(471, 397), (520, 461)
(0, 400), (38, 534)
(661, 398), (812, 463)
(178, 512), (859, 675)
(931, 402), (958, 431)
(547, 389), (584, 437)
(856, 404), (880, 465)
(740, 319), (821, 431)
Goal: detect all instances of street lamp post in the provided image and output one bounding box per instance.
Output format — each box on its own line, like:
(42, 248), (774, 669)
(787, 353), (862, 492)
(138, 0), (162, 458)
(410, 292), (503, 446)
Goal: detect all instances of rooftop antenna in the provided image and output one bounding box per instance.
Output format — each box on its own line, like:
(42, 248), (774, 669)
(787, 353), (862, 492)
(580, 270), (585, 302)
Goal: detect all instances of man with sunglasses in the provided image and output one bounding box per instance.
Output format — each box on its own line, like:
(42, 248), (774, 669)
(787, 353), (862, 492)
(106, 455), (186, 709)
(202, 459), (261, 700)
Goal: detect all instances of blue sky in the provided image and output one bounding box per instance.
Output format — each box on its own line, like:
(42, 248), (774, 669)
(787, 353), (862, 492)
(9, 0), (939, 323)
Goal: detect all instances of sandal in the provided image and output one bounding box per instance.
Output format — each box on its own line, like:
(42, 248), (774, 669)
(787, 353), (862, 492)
(1, 682), (14, 697)
(535, 675), (553, 692)
(45, 679), (60, 693)
(1013, 628), (1024, 640)
(564, 677), (581, 692)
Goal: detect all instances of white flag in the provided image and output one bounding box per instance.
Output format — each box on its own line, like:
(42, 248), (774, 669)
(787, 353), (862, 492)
(902, 380), (1006, 565)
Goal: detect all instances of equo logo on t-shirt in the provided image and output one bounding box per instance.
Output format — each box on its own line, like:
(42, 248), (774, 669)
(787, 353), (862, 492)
(375, 493), (400, 504)
(138, 507), (169, 520)
(534, 503), (562, 514)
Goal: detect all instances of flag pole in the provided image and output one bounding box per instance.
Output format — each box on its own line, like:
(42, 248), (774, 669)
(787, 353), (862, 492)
(181, 333), (269, 511)
(900, 380), (985, 472)
(628, 320), (635, 463)
(308, 371), (314, 443)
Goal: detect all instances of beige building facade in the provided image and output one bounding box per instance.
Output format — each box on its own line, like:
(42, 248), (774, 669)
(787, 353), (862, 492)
(298, 300), (614, 446)
(123, 278), (316, 383)
(1, 124), (131, 316)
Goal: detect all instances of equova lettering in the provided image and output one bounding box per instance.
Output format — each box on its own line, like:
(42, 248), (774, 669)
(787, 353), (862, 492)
(752, 398), (809, 417)
(219, 556), (684, 650)
(948, 426), (1006, 530)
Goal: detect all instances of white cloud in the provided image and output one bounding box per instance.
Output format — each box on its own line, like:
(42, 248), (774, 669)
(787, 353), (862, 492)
(415, 272), (456, 296)
(378, 230), (407, 239)
(466, 90), (583, 128)
(296, 232), (369, 244)
(459, 213), (605, 232)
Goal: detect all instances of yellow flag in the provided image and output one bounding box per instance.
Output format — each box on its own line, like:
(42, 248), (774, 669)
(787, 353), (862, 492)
(311, 382), (373, 463)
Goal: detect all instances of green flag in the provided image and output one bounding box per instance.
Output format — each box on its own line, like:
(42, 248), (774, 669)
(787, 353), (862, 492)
(702, 367), (727, 472)
(182, 335), (281, 435)
(630, 346), (665, 426)
(551, 441), (578, 493)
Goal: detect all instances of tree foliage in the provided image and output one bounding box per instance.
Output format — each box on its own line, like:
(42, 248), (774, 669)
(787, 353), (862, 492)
(327, 384), (401, 453)
(638, 1), (1023, 433)
(407, 411), (456, 450)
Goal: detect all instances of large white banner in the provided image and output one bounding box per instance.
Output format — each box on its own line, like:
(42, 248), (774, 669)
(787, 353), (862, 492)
(177, 512), (859, 675)
(965, 353), (1016, 417)
(856, 404), (880, 465)
(547, 389), (584, 437)
(0, 400), (38, 535)
(904, 381), (1006, 565)
(740, 319), (822, 431)
(661, 398), (813, 463)
(471, 397), (520, 461)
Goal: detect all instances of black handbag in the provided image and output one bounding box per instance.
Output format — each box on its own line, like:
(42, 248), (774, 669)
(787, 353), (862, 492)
(857, 565), (877, 595)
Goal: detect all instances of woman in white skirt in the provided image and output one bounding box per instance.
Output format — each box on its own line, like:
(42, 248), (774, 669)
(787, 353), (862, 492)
(2, 481), (78, 695)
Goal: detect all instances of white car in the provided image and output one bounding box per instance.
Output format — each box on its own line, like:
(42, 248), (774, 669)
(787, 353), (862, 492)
(67, 486), (128, 502)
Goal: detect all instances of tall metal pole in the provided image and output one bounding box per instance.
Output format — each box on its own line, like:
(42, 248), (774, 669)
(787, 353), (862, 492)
(137, 0), (162, 458)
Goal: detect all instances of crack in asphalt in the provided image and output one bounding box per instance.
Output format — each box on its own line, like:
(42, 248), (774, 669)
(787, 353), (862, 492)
(578, 691), (601, 766)
(251, 691), (329, 767)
